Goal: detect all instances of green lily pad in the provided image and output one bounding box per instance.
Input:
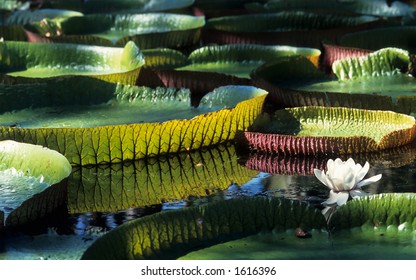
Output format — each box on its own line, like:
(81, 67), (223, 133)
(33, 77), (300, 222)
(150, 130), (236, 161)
(6, 9), (83, 25)
(0, 140), (71, 220)
(330, 193), (416, 230)
(248, 0), (415, 17)
(206, 11), (379, 32)
(178, 44), (321, 78)
(339, 26), (416, 52)
(239, 106), (416, 155)
(68, 144), (258, 213)
(0, 140), (71, 184)
(81, 197), (326, 259)
(0, 0), (24, 11)
(142, 48), (189, 69)
(0, 85), (267, 165)
(43, 0), (194, 14)
(82, 194), (416, 260)
(179, 227), (416, 260)
(25, 13), (205, 49)
(254, 47), (416, 114)
(0, 41), (145, 85)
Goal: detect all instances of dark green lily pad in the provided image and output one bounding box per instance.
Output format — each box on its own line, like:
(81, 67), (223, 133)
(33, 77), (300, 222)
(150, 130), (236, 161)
(206, 11), (379, 32)
(25, 13), (205, 49)
(178, 44), (320, 78)
(339, 26), (416, 52)
(179, 227), (416, 259)
(81, 197), (326, 259)
(247, 0), (415, 17)
(41, 0), (194, 14)
(254, 47), (416, 114)
(0, 40), (145, 85)
(6, 9), (83, 25)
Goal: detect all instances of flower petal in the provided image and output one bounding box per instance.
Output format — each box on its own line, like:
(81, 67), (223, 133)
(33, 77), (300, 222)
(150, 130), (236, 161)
(326, 159), (335, 173)
(322, 190), (349, 206)
(314, 168), (333, 189)
(335, 191), (350, 206)
(350, 189), (368, 199)
(342, 171), (356, 191)
(356, 174), (382, 188)
(355, 161), (370, 182)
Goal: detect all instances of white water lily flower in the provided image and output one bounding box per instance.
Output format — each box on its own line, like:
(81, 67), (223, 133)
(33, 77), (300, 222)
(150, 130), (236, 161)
(314, 158), (382, 207)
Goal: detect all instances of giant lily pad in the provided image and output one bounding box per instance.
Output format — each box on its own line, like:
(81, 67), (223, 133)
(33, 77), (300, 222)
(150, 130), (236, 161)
(339, 26), (416, 53)
(0, 41), (145, 85)
(177, 44), (321, 78)
(41, 0), (194, 14)
(0, 140), (71, 221)
(25, 13), (205, 49)
(6, 9), (84, 25)
(247, 0), (415, 17)
(83, 194), (416, 260)
(254, 47), (416, 114)
(0, 85), (267, 165)
(202, 11), (384, 48)
(81, 197), (326, 259)
(238, 106), (416, 155)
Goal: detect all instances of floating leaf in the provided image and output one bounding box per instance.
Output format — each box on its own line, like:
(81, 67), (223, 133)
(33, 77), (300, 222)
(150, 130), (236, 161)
(26, 13), (205, 49)
(0, 140), (71, 184)
(142, 48), (189, 69)
(81, 197), (326, 259)
(178, 44), (321, 78)
(249, 0), (415, 17)
(0, 86), (267, 165)
(44, 0), (194, 14)
(238, 106), (416, 155)
(0, 41), (145, 85)
(206, 11), (379, 32)
(330, 193), (416, 230)
(6, 9), (83, 25)
(179, 227), (416, 260)
(339, 26), (416, 52)
(68, 144), (258, 213)
(253, 47), (416, 114)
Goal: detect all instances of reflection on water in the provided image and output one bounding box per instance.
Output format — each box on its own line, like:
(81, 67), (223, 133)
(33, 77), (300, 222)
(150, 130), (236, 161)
(1, 143), (416, 259)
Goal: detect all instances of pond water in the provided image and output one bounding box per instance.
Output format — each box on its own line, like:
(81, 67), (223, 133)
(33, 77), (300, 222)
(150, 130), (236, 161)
(1, 142), (416, 260)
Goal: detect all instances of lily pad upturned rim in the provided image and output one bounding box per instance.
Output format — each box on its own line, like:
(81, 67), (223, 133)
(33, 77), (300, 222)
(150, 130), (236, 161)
(0, 140), (72, 185)
(0, 86), (267, 166)
(0, 40), (145, 85)
(24, 13), (205, 49)
(81, 196), (326, 259)
(237, 106), (416, 156)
